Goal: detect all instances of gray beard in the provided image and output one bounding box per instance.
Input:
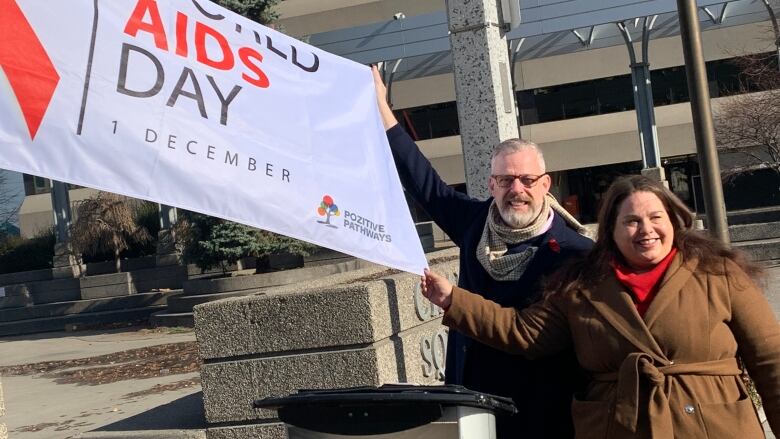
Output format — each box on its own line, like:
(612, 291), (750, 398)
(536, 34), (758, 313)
(498, 204), (540, 229)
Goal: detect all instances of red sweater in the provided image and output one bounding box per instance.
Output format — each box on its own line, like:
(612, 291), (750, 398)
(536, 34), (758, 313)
(613, 248), (678, 317)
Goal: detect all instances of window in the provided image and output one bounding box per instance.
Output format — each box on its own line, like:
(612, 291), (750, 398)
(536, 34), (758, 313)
(392, 54), (778, 139)
(518, 53), (778, 125)
(394, 102), (460, 141)
(33, 176), (49, 194)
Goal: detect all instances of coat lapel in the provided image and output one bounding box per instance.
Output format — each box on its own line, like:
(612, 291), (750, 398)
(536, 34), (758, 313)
(642, 253), (698, 328)
(582, 276), (667, 360)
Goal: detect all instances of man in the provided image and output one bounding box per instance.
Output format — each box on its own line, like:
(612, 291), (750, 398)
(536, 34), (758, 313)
(373, 67), (593, 438)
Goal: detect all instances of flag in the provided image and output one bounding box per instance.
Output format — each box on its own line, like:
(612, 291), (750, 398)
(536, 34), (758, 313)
(0, 0), (428, 274)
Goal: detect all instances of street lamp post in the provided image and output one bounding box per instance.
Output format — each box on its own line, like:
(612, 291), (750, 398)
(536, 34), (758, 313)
(676, 0), (730, 244)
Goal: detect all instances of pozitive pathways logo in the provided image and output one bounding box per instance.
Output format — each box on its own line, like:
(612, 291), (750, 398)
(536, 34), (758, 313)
(315, 194), (393, 243)
(316, 195), (339, 228)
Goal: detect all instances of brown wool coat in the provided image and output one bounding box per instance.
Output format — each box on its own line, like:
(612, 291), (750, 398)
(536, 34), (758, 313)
(444, 254), (780, 439)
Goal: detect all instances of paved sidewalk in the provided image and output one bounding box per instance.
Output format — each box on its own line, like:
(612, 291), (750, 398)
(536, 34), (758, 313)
(0, 377), (6, 439)
(0, 265), (777, 439)
(0, 327), (204, 439)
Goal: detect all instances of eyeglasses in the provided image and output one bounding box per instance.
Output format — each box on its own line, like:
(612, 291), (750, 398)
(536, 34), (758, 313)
(491, 173), (547, 188)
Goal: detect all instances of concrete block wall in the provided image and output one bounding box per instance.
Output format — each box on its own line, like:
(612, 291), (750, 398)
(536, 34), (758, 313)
(0, 285), (32, 309)
(84, 255), (157, 276)
(28, 278), (81, 304)
(0, 269), (52, 287)
(194, 248), (459, 439)
(130, 265), (188, 292)
(184, 260), (375, 297)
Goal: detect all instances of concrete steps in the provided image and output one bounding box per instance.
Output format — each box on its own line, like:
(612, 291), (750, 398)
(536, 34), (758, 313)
(725, 207), (780, 226)
(729, 221), (780, 242)
(149, 259), (376, 328)
(728, 220), (780, 264)
(149, 311), (197, 328)
(150, 290), (273, 327)
(0, 290), (178, 337)
(733, 236), (780, 262)
(0, 291), (171, 322)
(0, 304), (166, 337)
(166, 290), (266, 314)
(0, 256), (295, 334)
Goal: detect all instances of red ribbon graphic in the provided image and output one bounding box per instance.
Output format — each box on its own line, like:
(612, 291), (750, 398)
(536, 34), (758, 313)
(0, 0), (60, 140)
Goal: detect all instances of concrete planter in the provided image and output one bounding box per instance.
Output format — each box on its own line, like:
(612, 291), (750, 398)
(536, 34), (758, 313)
(194, 247), (458, 439)
(260, 253), (304, 271)
(79, 272), (135, 300)
(184, 260), (375, 297)
(84, 255), (157, 276)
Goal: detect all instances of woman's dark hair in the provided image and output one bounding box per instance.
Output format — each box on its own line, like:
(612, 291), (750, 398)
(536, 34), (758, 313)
(547, 175), (762, 293)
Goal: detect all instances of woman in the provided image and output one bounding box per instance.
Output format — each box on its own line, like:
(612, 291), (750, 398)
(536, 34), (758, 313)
(422, 175), (779, 439)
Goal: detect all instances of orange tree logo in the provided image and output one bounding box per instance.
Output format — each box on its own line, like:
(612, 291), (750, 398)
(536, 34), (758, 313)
(317, 195), (339, 228)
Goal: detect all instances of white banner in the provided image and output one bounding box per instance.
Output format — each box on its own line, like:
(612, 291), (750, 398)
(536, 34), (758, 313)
(0, 0), (427, 274)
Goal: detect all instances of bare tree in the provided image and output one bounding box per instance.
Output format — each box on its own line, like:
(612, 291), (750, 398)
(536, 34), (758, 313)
(0, 170), (21, 230)
(715, 52), (780, 179)
(760, 0), (780, 66)
(69, 192), (151, 273)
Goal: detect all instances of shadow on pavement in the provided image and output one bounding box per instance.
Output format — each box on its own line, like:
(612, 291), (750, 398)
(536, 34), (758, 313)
(91, 392), (206, 431)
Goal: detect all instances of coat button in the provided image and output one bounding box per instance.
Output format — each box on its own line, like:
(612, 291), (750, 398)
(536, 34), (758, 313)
(684, 404), (696, 414)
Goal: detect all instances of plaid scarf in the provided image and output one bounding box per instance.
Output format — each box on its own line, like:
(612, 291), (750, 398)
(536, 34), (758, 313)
(477, 194), (587, 281)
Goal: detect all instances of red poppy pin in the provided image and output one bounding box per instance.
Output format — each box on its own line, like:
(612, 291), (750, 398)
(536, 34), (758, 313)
(548, 239), (561, 253)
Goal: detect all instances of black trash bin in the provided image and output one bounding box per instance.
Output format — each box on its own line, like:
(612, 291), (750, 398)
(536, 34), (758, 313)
(254, 384), (517, 439)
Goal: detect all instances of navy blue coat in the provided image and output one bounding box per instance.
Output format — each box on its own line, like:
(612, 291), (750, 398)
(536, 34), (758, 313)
(387, 125), (593, 438)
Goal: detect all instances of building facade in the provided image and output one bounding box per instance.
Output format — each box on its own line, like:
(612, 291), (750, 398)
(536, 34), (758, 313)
(16, 0), (780, 236)
(276, 0), (780, 223)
